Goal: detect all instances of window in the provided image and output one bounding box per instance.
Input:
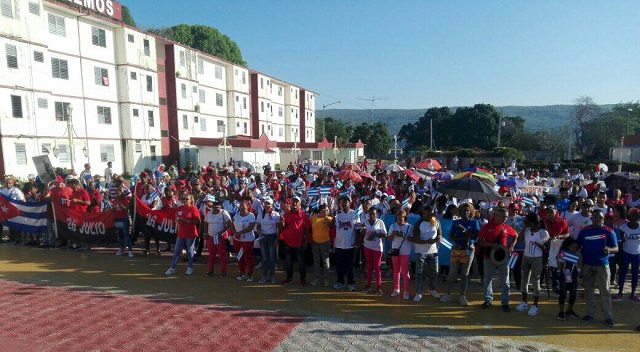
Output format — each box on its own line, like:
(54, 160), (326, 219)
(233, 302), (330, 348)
(37, 98), (48, 109)
(200, 117), (207, 132)
(127, 34), (134, 43)
(295, 90), (298, 99)
(278, 107), (283, 117)
(150, 146), (157, 161)
(279, 127), (283, 137)
(143, 39), (150, 56)
(146, 75), (152, 92)
(179, 51), (185, 66)
(100, 144), (115, 162)
(199, 89), (205, 103)
(5, 44), (17, 68)
(51, 58), (69, 79)
(48, 13), (65, 36)
(278, 87), (283, 96)
(57, 144), (70, 163)
(1, 0), (13, 18)
(217, 120), (224, 133)
(130, 71), (137, 80)
(41, 143), (51, 154)
(91, 27), (106, 47)
(260, 101), (264, 113)
(14, 143), (26, 165)
(28, 1), (39, 15)
(215, 93), (223, 107)
(243, 122), (247, 134)
(182, 115), (188, 129)
(242, 72), (246, 84)
(10, 95), (22, 118)
(147, 111), (154, 127)
(214, 66), (222, 79)
(33, 51), (43, 63)
(181, 84), (186, 98)
(243, 97), (247, 109)
(198, 60), (204, 74)
(94, 67), (109, 86)
(132, 108), (139, 117)
(54, 101), (70, 121)
(97, 106), (111, 124)
(235, 96), (239, 102)
(193, 116), (198, 123)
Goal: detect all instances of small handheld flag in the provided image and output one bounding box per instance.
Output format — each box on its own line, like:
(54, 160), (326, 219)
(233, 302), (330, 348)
(236, 247), (244, 261)
(558, 250), (579, 265)
(507, 252), (520, 269)
(440, 237), (452, 250)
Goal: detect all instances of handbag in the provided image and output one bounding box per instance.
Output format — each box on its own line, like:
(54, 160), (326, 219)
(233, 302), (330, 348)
(388, 224), (409, 257)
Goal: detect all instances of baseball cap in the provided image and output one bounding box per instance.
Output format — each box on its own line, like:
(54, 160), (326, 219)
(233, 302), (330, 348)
(583, 199), (595, 206)
(546, 204), (557, 211)
(56, 175), (64, 183)
(292, 196), (301, 203)
(263, 197), (274, 204)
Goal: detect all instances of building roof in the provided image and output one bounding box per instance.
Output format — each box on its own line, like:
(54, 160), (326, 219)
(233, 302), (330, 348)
(190, 135), (361, 150)
(623, 134), (640, 147)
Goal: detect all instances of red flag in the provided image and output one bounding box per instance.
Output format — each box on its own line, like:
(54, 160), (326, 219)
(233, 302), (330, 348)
(0, 195), (23, 222)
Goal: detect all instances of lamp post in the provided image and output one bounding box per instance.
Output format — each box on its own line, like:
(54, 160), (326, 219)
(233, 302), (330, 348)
(66, 105), (74, 171)
(389, 135), (403, 165)
(218, 123), (232, 164)
(292, 131), (301, 162)
(322, 100), (341, 141)
(332, 135), (340, 162)
(497, 114), (506, 148)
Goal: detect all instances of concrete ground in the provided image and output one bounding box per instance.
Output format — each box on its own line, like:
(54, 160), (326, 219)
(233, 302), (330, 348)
(0, 244), (638, 351)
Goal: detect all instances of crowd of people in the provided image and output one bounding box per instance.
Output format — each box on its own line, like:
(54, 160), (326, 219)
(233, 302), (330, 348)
(1, 158), (639, 331)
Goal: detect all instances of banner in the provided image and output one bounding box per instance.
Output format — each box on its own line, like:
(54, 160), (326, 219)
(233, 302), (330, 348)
(32, 155), (57, 184)
(0, 194), (48, 233)
(54, 205), (117, 243)
(135, 197), (178, 244)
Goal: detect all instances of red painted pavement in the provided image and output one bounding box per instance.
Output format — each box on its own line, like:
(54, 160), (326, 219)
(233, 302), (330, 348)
(0, 280), (303, 352)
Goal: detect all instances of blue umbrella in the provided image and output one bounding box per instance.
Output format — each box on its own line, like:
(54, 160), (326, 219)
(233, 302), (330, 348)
(497, 178), (517, 188)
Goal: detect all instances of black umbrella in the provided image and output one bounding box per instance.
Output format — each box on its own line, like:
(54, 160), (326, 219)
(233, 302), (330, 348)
(436, 177), (501, 202)
(604, 172), (640, 191)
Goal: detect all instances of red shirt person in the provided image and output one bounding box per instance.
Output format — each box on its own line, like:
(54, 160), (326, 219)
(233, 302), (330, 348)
(69, 179), (90, 212)
(279, 196), (311, 285)
(165, 194), (201, 276)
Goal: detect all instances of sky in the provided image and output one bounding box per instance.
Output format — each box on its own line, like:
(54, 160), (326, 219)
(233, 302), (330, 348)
(124, 0), (640, 110)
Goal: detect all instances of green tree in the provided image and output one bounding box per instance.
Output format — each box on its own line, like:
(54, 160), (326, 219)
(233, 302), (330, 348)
(148, 25), (247, 66)
(315, 117), (352, 144)
(121, 5), (137, 27)
(350, 123), (391, 159)
(571, 96), (601, 157)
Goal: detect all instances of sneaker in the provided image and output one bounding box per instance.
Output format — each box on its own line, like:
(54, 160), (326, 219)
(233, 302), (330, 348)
(528, 306), (539, 316)
(300, 280), (306, 287)
(333, 283), (345, 290)
(430, 290), (440, 299)
(630, 295), (640, 303)
(258, 277), (269, 284)
(271, 277), (277, 284)
(390, 290), (400, 297)
(581, 315), (594, 323)
(362, 285), (372, 293)
(237, 275), (247, 281)
(403, 292), (410, 300)
(348, 285), (356, 292)
(220, 273), (227, 278)
(413, 293), (423, 302)
(185, 268), (194, 275)
(516, 302), (529, 312)
(281, 278), (293, 285)
(375, 287), (383, 295)
(206, 272), (214, 277)
(246, 277), (253, 282)
(440, 294), (451, 303)
(164, 268), (176, 276)
(310, 279), (321, 286)
(612, 293), (623, 301)
(566, 310), (580, 319)
(128, 251), (134, 258)
(605, 319), (614, 328)
(557, 311), (566, 321)
(459, 295), (469, 306)
(481, 300), (491, 309)
(502, 305), (511, 313)
(116, 250), (125, 256)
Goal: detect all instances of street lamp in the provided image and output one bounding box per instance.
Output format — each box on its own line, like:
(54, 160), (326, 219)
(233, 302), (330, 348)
(332, 135), (340, 161)
(322, 100), (341, 140)
(218, 123), (232, 164)
(292, 131), (301, 162)
(82, 144), (89, 158)
(389, 135), (403, 165)
(52, 141), (60, 158)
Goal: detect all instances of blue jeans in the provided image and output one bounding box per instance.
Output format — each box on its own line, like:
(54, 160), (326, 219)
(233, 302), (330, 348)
(415, 253), (438, 294)
(116, 217), (132, 250)
(335, 248), (355, 285)
(171, 237), (196, 269)
(259, 233), (278, 278)
(483, 259), (511, 305)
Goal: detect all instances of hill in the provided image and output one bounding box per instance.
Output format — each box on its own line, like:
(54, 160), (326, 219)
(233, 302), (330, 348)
(320, 104), (615, 135)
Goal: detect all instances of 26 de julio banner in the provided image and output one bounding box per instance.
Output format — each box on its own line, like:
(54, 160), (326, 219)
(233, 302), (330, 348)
(54, 205), (117, 244)
(135, 197), (178, 244)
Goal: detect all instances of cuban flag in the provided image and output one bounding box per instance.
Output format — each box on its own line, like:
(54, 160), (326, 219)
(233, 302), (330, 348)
(558, 250), (580, 264)
(401, 197), (410, 208)
(335, 180), (343, 189)
(148, 189), (161, 201)
(354, 204), (363, 218)
(340, 189), (353, 197)
(440, 236), (453, 250)
(260, 183), (268, 193)
(408, 183), (415, 193)
(224, 178), (231, 188)
(309, 199), (319, 210)
(507, 252), (520, 269)
(273, 200), (282, 212)
(236, 247), (244, 261)
(0, 194), (47, 233)
(521, 196), (535, 206)
(248, 181), (256, 190)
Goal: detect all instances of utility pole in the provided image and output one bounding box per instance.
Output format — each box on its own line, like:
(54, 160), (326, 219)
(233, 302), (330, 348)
(218, 124), (232, 164)
(66, 105), (74, 171)
(497, 114), (503, 148)
(292, 131), (301, 162)
(332, 135), (340, 162)
(388, 135), (403, 165)
(618, 136), (624, 172)
(430, 117), (433, 150)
